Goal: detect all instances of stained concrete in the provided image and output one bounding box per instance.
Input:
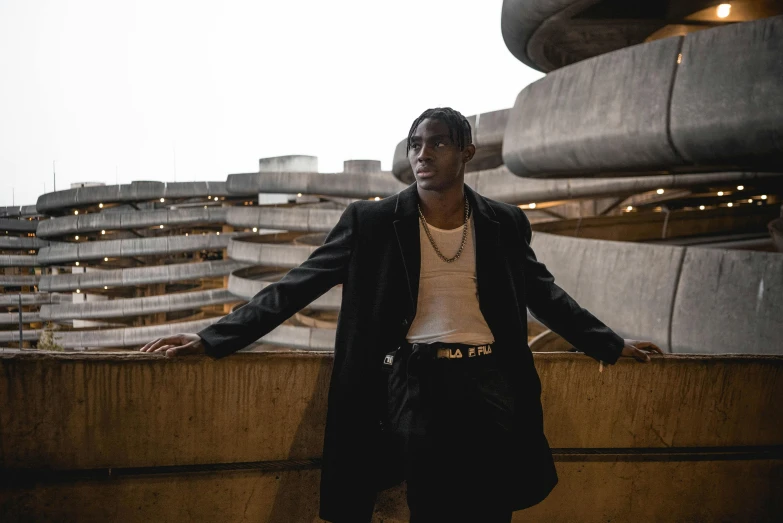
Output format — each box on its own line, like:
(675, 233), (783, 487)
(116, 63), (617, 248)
(227, 272), (341, 310)
(226, 171), (406, 199)
(0, 218), (37, 232)
(0, 352), (780, 522)
(36, 208), (229, 237)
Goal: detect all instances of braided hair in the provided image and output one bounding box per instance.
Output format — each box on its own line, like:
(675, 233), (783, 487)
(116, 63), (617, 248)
(406, 107), (472, 155)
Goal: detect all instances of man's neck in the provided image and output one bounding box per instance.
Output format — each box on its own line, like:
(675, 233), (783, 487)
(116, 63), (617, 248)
(417, 183), (466, 230)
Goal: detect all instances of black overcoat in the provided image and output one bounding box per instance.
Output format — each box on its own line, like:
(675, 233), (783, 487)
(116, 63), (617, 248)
(198, 183), (625, 522)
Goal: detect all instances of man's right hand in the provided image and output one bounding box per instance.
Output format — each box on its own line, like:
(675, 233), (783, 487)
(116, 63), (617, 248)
(140, 333), (205, 357)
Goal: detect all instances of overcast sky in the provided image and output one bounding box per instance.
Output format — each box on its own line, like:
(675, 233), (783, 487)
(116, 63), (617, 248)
(0, 0), (543, 207)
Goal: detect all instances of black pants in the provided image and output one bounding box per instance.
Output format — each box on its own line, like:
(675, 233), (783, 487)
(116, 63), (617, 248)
(386, 342), (516, 523)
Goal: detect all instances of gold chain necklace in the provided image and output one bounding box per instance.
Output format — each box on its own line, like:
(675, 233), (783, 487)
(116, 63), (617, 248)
(417, 196), (471, 263)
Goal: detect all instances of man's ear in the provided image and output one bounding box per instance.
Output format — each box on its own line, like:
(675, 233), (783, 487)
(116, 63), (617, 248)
(463, 143), (476, 164)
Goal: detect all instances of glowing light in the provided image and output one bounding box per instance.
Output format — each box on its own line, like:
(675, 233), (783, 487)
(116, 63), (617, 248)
(737, 185), (744, 190)
(101, 230), (105, 235)
(104, 286), (108, 290)
(748, 199), (753, 203)
(717, 3), (731, 18)
(160, 198), (165, 202)
(204, 206), (207, 209)
(74, 210), (79, 215)
(159, 224), (164, 229)
(374, 197), (381, 201)
(99, 203), (104, 208)
(214, 197), (219, 201)
(185, 233), (189, 236)
(216, 232), (220, 235)
(104, 257), (108, 261)
(656, 189), (664, 194)
(626, 205), (633, 211)
(676, 53), (682, 64)
(74, 235), (79, 240)
(75, 261), (80, 266)
(727, 203), (733, 207)
(529, 203), (536, 209)
(207, 195), (211, 199)
(76, 289), (81, 293)
(252, 227), (258, 232)
(297, 193), (303, 197)
(699, 205), (705, 210)
(761, 195), (767, 200)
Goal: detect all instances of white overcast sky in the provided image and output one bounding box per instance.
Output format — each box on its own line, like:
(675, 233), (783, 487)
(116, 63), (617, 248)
(0, 0), (543, 207)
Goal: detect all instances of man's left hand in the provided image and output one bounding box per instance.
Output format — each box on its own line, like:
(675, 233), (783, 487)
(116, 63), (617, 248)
(620, 339), (663, 362)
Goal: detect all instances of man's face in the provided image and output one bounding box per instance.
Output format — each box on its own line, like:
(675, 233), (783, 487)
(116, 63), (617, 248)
(408, 118), (472, 192)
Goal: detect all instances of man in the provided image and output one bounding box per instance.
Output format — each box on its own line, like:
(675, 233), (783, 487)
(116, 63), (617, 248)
(141, 107), (662, 522)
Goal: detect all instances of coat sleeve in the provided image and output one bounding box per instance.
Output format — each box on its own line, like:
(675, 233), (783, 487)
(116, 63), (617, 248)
(197, 203), (356, 358)
(516, 207), (625, 364)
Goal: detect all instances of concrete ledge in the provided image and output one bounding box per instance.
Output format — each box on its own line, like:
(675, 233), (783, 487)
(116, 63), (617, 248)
(0, 218), (38, 233)
(36, 208), (229, 238)
(0, 237), (50, 249)
(670, 248), (783, 355)
(227, 238), (316, 268)
(226, 207), (340, 233)
(0, 311), (40, 324)
(0, 352), (780, 522)
(37, 234), (234, 264)
(40, 289), (238, 321)
(0, 205), (40, 218)
(503, 37), (682, 178)
(35, 181), (234, 214)
(226, 171), (406, 199)
(38, 260), (247, 292)
(0, 275), (39, 286)
(0, 255), (39, 267)
(532, 231), (783, 354)
(0, 293), (66, 306)
(227, 272), (341, 310)
(670, 16), (783, 169)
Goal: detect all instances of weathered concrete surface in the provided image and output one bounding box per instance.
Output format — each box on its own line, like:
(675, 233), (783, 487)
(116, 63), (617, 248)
(531, 231), (783, 354)
(0, 254), (39, 267)
(40, 289), (237, 321)
(0, 218), (37, 232)
(503, 18), (783, 178)
(227, 237), (316, 267)
(0, 311), (40, 324)
(227, 272), (341, 310)
(670, 249), (783, 355)
(36, 208), (229, 237)
(0, 274), (39, 286)
(0, 352), (780, 522)
(227, 171), (406, 199)
(36, 181), (234, 214)
(226, 207), (341, 232)
(0, 293), (66, 306)
(531, 232), (681, 352)
(670, 16), (783, 169)
(36, 233), (233, 264)
(0, 236), (48, 249)
(0, 205), (40, 218)
(532, 205), (781, 242)
(503, 37), (682, 178)
(38, 260), (247, 292)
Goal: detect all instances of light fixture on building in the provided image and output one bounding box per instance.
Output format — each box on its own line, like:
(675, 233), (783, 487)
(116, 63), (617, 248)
(761, 195), (768, 200)
(74, 210), (79, 215)
(104, 286), (108, 290)
(76, 289), (81, 293)
(75, 261), (80, 266)
(717, 191), (724, 196)
(204, 206), (207, 209)
(214, 197), (219, 201)
(716, 3), (731, 18)
(529, 203), (536, 209)
(656, 189), (664, 194)
(374, 197), (381, 201)
(160, 198), (165, 202)
(737, 185), (744, 190)
(99, 203), (104, 208)
(207, 195), (211, 199)
(297, 193), (303, 197)
(185, 233), (189, 236)
(75, 235), (79, 240)
(626, 205), (633, 211)
(748, 199), (753, 203)
(728, 203), (733, 207)
(252, 227), (258, 232)
(159, 224), (164, 229)
(104, 257), (108, 261)
(699, 205), (705, 210)
(677, 53), (682, 64)
(216, 231), (220, 235)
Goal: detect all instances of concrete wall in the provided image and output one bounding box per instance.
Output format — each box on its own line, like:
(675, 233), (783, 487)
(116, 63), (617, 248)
(1, 351), (780, 522)
(227, 171), (406, 199)
(503, 17), (783, 178)
(531, 232), (783, 354)
(36, 208), (229, 237)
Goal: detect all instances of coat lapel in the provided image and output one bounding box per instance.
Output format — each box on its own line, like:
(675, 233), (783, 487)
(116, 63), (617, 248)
(465, 184), (501, 324)
(393, 183), (421, 317)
